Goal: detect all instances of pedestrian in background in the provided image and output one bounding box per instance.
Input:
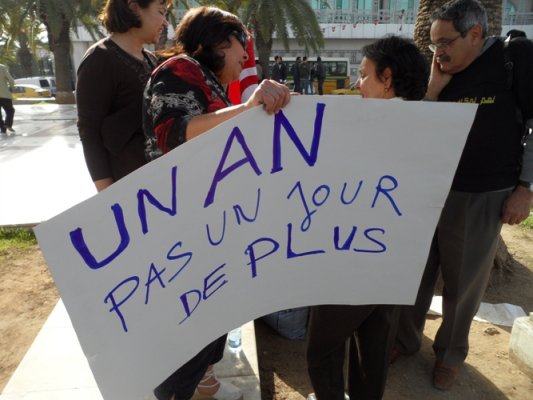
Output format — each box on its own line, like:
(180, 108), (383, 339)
(315, 56), (326, 95)
(271, 55), (286, 83)
(291, 56), (301, 92)
(0, 63), (15, 134)
(299, 56), (311, 94)
(309, 62), (316, 94)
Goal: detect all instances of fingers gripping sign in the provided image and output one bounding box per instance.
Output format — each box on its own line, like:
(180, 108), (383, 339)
(246, 79), (291, 114)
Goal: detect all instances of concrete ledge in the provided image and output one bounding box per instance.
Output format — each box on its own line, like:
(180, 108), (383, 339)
(215, 322), (261, 400)
(509, 313), (533, 380)
(0, 301), (261, 400)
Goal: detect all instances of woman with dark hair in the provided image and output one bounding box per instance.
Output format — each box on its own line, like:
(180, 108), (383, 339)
(77, 0), (170, 192)
(144, 6), (290, 162)
(356, 35), (428, 100)
(306, 35), (428, 400)
(143, 6), (290, 400)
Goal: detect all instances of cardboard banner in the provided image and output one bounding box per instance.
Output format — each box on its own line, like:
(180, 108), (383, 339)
(35, 97), (476, 399)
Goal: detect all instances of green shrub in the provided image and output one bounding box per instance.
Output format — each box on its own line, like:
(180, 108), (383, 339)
(0, 227), (37, 252)
(521, 213), (533, 229)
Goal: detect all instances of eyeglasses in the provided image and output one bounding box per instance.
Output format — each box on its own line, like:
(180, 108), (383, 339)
(428, 33), (462, 53)
(232, 31), (247, 49)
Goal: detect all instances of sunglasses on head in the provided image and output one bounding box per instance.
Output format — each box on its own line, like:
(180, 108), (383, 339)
(232, 31), (247, 48)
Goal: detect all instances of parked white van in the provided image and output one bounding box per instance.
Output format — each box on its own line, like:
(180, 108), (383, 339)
(14, 76), (56, 97)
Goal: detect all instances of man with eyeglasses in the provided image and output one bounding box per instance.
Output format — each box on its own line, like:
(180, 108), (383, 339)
(392, 0), (533, 391)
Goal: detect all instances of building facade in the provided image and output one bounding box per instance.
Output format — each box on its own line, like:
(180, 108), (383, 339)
(71, 0), (533, 82)
(275, 0), (533, 79)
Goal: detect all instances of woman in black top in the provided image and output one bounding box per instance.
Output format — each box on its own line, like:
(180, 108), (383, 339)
(307, 36), (428, 400)
(77, 0), (170, 192)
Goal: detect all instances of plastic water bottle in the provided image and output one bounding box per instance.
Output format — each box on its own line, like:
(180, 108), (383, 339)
(227, 327), (242, 353)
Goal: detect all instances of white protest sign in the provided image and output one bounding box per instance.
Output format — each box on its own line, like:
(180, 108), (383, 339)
(35, 97), (476, 399)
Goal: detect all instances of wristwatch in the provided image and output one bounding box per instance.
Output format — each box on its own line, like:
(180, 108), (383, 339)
(518, 180), (533, 192)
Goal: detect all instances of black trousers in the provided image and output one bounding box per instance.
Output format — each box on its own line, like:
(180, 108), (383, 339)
(0, 97), (15, 130)
(154, 335), (227, 400)
(307, 304), (400, 400)
(317, 79), (324, 95)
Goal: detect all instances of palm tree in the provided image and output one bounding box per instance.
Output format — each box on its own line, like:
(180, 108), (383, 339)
(0, 0), (43, 75)
(17, 30), (37, 76)
(0, 0), (25, 61)
(242, 0), (324, 79)
(483, 0), (504, 35)
(174, 1), (323, 80)
(176, 0), (244, 14)
(36, 0), (103, 104)
(414, 0), (502, 60)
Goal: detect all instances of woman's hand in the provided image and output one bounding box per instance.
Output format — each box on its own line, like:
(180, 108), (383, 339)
(245, 79), (291, 114)
(186, 80), (291, 141)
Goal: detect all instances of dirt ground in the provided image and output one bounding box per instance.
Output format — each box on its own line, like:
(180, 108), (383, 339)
(1, 225), (532, 399)
(255, 223), (533, 400)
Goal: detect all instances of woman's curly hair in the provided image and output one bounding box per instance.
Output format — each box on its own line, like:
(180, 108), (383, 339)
(362, 36), (429, 100)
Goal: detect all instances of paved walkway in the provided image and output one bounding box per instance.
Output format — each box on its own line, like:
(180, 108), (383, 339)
(0, 104), (95, 226)
(0, 104), (261, 399)
(0, 300), (260, 400)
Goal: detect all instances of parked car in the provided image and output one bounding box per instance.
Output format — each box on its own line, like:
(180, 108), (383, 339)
(330, 82), (360, 95)
(14, 76), (56, 97)
(12, 84), (51, 99)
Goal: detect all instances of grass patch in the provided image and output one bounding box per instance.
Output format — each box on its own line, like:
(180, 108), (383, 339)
(521, 213), (533, 230)
(0, 227), (37, 252)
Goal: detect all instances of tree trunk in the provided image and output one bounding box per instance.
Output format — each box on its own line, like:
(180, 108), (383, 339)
(483, 0), (503, 36)
(17, 31), (35, 76)
(45, 16), (75, 104)
(413, 0), (448, 60)
(254, 32), (273, 80)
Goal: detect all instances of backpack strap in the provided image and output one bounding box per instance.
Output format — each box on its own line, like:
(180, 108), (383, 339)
(503, 34), (533, 148)
(503, 29), (528, 89)
(503, 35), (514, 89)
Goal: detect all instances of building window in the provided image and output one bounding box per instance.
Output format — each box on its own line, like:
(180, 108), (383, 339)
(388, 0), (418, 12)
(310, 0), (331, 10)
(503, 0), (516, 13)
(356, 0), (373, 12)
(336, 0), (350, 9)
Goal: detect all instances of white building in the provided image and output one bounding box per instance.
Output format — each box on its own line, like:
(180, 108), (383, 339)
(270, 0), (533, 79)
(70, 0), (533, 82)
